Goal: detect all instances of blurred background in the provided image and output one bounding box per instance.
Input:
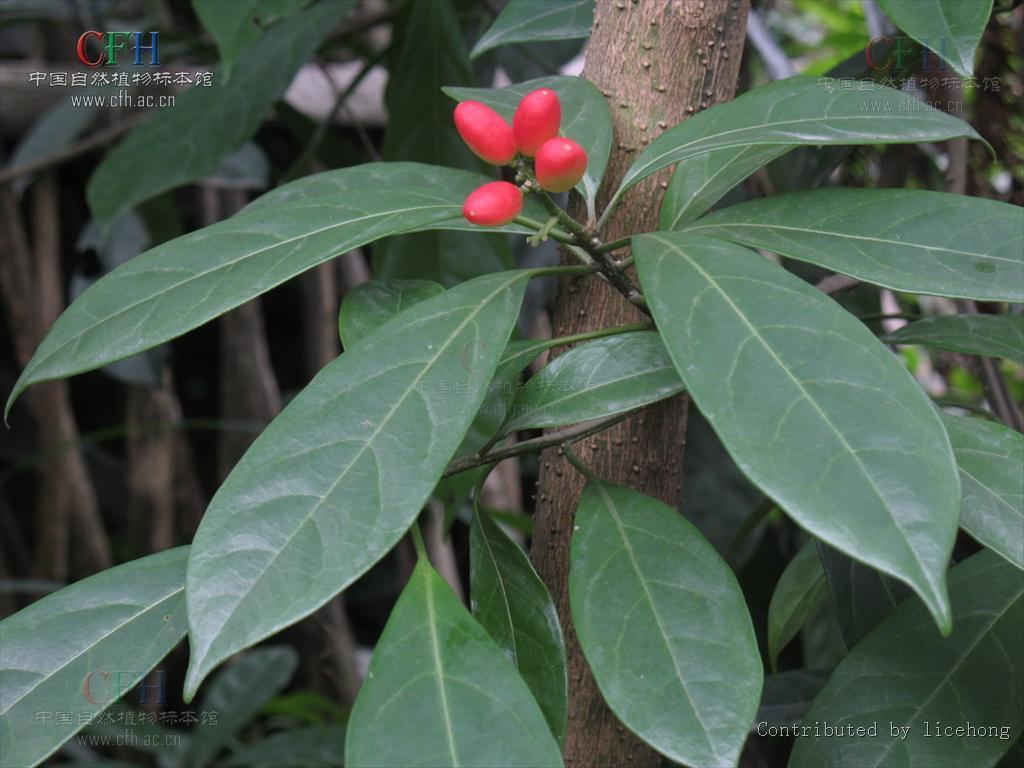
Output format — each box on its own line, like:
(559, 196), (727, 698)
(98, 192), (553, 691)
(0, 0), (1021, 765)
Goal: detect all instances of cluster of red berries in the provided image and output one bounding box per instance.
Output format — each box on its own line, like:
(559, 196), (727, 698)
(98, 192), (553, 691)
(455, 88), (588, 227)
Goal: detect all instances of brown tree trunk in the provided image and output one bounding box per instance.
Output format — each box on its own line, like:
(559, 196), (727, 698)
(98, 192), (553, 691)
(0, 180), (112, 580)
(529, 2), (749, 765)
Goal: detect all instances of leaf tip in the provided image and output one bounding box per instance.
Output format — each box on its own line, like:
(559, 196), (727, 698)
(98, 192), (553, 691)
(4, 375), (30, 426)
(182, 656), (207, 704)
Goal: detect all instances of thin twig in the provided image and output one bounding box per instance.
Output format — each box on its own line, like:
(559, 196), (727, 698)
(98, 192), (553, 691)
(283, 50), (385, 182)
(515, 215), (575, 246)
(958, 301), (1023, 430)
(0, 111), (149, 184)
(518, 164), (650, 316)
(442, 412), (631, 478)
(746, 8), (795, 81)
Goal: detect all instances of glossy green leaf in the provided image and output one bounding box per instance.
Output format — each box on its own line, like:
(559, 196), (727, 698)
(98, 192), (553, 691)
(502, 332), (683, 433)
(186, 646), (298, 768)
(338, 278), (445, 348)
(944, 414), (1024, 570)
(224, 725), (344, 768)
(757, 670), (830, 729)
(613, 75), (981, 207)
(346, 561), (563, 767)
(570, 479), (762, 767)
(377, 0), (512, 286)
(885, 315), (1024, 367)
(470, 0), (593, 59)
(7, 163), (538, 417)
(0, 548), (188, 768)
(768, 542), (829, 671)
(660, 145), (791, 229)
(875, 0), (991, 76)
(790, 550), (1024, 768)
(247, 164), (536, 220)
(444, 76), (612, 218)
(192, 0), (310, 81)
(635, 233), (960, 633)
(87, 1), (352, 224)
(817, 541), (910, 649)
(470, 507), (567, 742)
(184, 271), (529, 697)
(683, 189), (1024, 302)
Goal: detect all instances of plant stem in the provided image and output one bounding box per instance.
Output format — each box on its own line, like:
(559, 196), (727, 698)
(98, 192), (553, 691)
(530, 264), (597, 278)
(553, 320), (653, 347)
(442, 412), (630, 478)
(515, 216), (575, 246)
(594, 236), (631, 255)
(560, 442), (596, 480)
(410, 521), (428, 561)
(517, 161), (650, 317)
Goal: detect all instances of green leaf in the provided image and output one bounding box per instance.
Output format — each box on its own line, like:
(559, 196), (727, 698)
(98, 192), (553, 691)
(7, 163), (537, 417)
(87, 1), (353, 224)
(192, 0), (310, 81)
(345, 561), (563, 767)
(943, 414), (1024, 570)
(224, 725), (344, 768)
(875, 0), (991, 76)
(186, 646), (298, 768)
(444, 76), (612, 219)
(0, 548), (188, 768)
(470, 0), (593, 59)
(885, 315), (1024, 367)
(377, 0), (512, 285)
(768, 542), (829, 672)
(470, 507), (567, 742)
(570, 479), (761, 767)
(660, 145), (791, 229)
(789, 550), (1024, 768)
(184, 271), (530, 698)
(6, 92), (99, 194)
(338, 278), (445, 348)
(613, 75), (982, 208)
(683, 189), (1024, 303)
(635, 233), (960, 633)
(502, 332), (683, 433)
(816, 541), (910, 649)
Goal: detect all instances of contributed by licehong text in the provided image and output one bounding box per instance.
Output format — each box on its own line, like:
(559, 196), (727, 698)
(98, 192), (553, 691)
(757, 719), (1014, 741)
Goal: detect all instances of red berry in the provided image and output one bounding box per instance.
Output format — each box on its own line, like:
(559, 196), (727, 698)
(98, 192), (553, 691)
(454, 101), (516, 165)
(535, 138), (587, 193)
(463, 181), (523, 226)
(513, 88), (561, 157)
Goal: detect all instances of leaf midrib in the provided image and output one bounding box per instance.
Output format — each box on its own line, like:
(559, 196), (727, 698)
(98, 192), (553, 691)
(0, 587), (183, 716)
(22, 202), (459, 384)
(648, 235), (935, 601)
(424, 571), (460, 767)
(684, 221), (1018, 264)
(592, 481), (720, 764)
(477, 0), (587, 49)
(193, 272), (524, 672)
(870, 586), (1023, 767)
(512, 364), (679, 426)
(476, 513), (520, 666)
(626, 110), (967, 188)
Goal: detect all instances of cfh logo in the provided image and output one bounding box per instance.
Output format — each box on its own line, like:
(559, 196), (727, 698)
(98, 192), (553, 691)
(82, 670), (167, 705)
(76, 31), (160, 67)
(865, 35), (947, 73)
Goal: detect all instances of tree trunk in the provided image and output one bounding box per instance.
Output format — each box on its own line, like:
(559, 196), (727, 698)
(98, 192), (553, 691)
(529, 2), (749, 765)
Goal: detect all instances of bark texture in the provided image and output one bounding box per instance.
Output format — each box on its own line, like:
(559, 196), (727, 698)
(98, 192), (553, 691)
(529, 2), (749, 765)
